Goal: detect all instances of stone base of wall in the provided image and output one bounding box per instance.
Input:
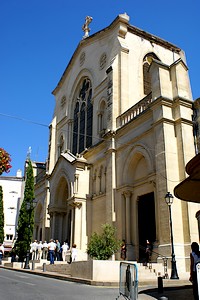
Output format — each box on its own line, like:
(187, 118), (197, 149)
(71, 260), (122, 282)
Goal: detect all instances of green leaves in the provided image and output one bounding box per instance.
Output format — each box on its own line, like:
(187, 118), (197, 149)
(87, 223), (121, 260)
(0, 148), (11, 175)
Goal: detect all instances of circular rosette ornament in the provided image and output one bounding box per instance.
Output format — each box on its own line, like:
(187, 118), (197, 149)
(0, 148), (12, 175)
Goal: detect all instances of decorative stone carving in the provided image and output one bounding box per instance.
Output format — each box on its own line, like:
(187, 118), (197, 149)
(80, 52), (85, 66)
(60, 96), (66, 108)
(99, 53), (107, 70)
(70, 202), (82, 209)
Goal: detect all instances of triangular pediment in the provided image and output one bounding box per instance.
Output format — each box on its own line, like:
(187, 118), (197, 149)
(48, 151), (88, 180)
(48, 152), (75, 180)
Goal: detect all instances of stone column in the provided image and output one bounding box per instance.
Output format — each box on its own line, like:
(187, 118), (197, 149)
(67, 119), (73, 151)
(73, 202), (82, 248)
(124, 191), (131, 244)
(62, 213), (67, 242)
(123, 190), (134, 260)
(70, 207), (75, 247)
(59, 213), (63, 242)
(52, 213), (56, 239)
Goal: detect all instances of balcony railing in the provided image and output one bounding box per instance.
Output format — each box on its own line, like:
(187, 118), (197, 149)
(117, 92), (152, 127)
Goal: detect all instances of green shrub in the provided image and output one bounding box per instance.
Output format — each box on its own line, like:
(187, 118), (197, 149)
(87, 223), (121, 260)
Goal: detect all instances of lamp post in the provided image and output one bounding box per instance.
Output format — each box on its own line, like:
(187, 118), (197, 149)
(165, 192), (179, 279)
(24, 200), (37, 270)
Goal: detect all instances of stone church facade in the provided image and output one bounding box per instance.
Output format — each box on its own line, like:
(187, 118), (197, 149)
(34, 13), (200, 271)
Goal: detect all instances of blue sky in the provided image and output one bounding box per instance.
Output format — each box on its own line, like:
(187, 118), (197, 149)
(1, 1), (199, 176)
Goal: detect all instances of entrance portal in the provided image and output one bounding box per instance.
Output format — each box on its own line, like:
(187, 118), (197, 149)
(138, 192), (156, 262)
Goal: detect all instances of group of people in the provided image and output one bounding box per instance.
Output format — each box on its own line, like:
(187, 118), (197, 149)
(30, 239), (78, 265)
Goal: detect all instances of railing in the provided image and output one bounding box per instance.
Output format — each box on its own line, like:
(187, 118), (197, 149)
(117, 262), (138, 300)
(116, 93), (152, 127)
(139, 244), (168, 279)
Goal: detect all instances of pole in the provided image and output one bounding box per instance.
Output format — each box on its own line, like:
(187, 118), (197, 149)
(168, 205), (179, 279)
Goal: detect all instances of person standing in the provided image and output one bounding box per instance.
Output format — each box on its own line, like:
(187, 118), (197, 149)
(61, 242), (69, 262)
(55, 239), (61, 261)
(36, 241), (43, 260)
(48, 239), (56, 264)
(71, 244), (78, 262)
(189, 242), (200, 300)
(30, 240), (37, 260)
(145, 240), (152, 266)
(0, 243), (4, 264)
(42, 241), (48, 259)
(120, 240), (127, 260)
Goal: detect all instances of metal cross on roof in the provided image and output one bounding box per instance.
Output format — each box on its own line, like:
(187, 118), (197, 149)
(82, 16), (93, 39)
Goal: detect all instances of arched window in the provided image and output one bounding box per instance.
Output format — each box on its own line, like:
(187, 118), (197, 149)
(72, 78), (93, 155)
(72, 102), (79, 155)
(98, 100), (106, 135)
(79, 102), (86, 152)
(87, 88), (93, 147)
(143, 53), (159, 96)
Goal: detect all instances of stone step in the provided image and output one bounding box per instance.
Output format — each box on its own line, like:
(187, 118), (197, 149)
(37, 261), (165, 281)
(138, 262), (166, 274)
(37, 263), (71, 275)
(136, 262), (174, 283)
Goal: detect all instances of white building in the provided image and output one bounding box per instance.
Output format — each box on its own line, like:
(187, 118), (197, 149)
(0, 170), (24, 252)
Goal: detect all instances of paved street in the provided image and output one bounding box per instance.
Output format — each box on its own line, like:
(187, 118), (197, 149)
(0, 268), (119, 300)
(0, 267), (194, 299)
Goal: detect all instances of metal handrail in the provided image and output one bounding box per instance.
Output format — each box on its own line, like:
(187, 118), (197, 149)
(139, 244), (169, 278)
(139, 244), (167, 260)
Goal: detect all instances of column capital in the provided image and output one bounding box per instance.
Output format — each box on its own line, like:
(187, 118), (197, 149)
(69, 201), (82, 209)
(123, 190), (132, 198)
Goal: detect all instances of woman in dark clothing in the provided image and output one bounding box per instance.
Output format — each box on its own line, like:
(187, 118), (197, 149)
(189, 242), (200, 300)
(121, 240), (127, 260)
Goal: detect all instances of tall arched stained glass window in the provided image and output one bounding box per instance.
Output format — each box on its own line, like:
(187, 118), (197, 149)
(72, 78), (93, 155)
(72, 102), (79, 155)
(79, 102), (86, 153)
(86, 88), (93, 148)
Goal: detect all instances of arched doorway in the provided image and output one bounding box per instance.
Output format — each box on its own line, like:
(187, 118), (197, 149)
(49, 176), (70, 244)
(138, 192), (156, 262)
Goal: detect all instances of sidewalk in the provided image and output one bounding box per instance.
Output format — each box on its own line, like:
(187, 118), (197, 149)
(0, 265), (193, 300)
(138, 273), (193, 299)
(139, 284), (193, 299)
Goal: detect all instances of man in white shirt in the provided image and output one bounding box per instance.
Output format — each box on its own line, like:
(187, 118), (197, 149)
(42, 241), (48, 259)
(30, 240), (37, 260)
(48, 239), (56, 264)
(36, 241), (43, 260)
(61, 242), (69, 261)
(71, 243), (78, 262)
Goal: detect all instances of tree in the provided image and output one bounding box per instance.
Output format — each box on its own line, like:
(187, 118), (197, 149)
(0, 148), (11, 175)
(14, 160), (35, 261)
(87, 223), (121, 260)
(0, 186), (4, 243)
(0, 148), (11, 244)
